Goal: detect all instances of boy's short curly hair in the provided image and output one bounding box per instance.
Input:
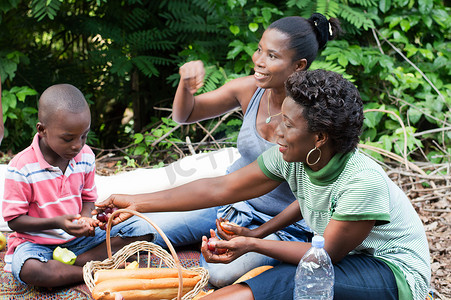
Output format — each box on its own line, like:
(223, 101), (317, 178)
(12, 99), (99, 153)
(285, 70), (363, 153)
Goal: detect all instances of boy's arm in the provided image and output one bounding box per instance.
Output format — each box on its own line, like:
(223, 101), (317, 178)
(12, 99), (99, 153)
(81, 201), (95, 218)
(8, 213), (81, 233)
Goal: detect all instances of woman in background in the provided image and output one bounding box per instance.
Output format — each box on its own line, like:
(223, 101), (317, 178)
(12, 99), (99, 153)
(144, 13), (341, 287)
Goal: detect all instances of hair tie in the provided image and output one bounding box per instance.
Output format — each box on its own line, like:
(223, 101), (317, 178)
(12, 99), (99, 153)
(315, 20), (332, 39)
(309, 13), (329, 49)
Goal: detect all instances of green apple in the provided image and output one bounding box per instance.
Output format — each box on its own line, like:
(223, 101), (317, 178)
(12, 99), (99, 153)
(53, 246), (77, 265)
(0, 232), (6, 251)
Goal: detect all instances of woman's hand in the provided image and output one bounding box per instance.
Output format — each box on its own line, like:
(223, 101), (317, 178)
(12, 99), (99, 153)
(216, 218), (259, 240)
(179, 60), (205, 94)
(201, 229), (252, 264)
(92, 194), (138, 227)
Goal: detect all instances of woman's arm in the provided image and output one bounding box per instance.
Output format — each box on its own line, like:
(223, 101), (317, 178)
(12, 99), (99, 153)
(206, 219), (376, 265)
(252, 200), (302, 238)
(95, 161), (281, 225)
(172, 61), (256, 124)
(218, 200), (303, 239)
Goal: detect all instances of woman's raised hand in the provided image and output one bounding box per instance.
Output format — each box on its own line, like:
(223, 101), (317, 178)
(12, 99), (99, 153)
(179, 60), (205, 94)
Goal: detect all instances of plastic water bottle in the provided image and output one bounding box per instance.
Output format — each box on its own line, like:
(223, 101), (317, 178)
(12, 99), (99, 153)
(293, 235), (334, 300)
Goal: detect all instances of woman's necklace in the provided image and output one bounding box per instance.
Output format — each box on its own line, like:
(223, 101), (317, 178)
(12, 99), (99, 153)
(265, 90), (282, 124)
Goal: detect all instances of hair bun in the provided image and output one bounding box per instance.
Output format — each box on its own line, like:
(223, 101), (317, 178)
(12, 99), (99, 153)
(309, 13), (331, 49)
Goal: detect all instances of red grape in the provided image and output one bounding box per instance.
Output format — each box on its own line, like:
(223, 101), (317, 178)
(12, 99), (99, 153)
(207, 237), (227, 255)
(96, 212), (107, 222)
(97, 207), (118, 223)
(207, 238), (216, 251)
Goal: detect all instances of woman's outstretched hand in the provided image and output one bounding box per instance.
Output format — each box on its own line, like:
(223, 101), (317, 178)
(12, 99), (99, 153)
(92, 194), (137, 227)
(179, 60), (205, 94)
(201, 229), (251, 264)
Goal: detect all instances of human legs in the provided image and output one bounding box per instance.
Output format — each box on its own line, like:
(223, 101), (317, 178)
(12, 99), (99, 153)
(12, 216), (154, 287)
(245, 254), (398, 300)
(202, 283), (254, 300)
(12, 242), (84, 287)
(141, 207), (218, 247)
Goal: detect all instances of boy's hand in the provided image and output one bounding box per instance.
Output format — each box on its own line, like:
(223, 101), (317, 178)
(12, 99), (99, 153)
(78, 216), (98, 236)
(58, 214), (94, 237)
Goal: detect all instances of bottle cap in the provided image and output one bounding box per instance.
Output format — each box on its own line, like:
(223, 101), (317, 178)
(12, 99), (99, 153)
(311, 235), (325, 248)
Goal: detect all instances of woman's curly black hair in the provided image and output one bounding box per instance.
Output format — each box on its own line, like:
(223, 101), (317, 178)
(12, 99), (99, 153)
(285, 70), (364, 153)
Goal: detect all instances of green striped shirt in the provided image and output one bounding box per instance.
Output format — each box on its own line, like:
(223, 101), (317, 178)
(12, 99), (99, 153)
(258, 146), (430, 300)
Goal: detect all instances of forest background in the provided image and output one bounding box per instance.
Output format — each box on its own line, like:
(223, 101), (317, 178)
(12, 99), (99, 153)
(0, 0), (450, 298)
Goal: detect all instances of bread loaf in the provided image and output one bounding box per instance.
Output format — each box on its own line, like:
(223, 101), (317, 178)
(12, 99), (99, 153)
(92, 276), (201, 300)
(93, 287), (194, 300)
(94, 268), (199, 284)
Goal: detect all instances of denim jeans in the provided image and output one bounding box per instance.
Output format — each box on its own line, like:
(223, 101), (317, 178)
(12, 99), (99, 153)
(246, 254), (398, 300)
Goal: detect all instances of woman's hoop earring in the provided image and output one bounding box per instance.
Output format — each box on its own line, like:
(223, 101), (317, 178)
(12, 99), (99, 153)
(306, 147), (322, 166)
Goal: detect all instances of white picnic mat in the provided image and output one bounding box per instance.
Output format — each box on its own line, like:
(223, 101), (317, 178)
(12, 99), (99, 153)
(0, 147), (240, 231)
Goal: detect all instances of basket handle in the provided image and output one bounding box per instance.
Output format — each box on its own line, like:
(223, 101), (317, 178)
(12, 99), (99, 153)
(105, 209), (183, 300)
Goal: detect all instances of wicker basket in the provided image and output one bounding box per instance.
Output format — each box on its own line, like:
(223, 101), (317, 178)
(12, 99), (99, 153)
(83, 209), (209, 300)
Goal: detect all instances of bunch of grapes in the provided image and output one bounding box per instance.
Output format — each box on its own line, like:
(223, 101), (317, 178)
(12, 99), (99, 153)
(96, 207), (118, 223)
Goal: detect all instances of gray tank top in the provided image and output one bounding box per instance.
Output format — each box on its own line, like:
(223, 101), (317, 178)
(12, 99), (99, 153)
(226, 87), (296, 216)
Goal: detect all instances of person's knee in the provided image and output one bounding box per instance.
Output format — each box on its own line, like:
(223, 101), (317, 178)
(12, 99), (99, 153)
(19, 259), (55, 286)
(206, 265), (236, 288)
(201, 259), (243, 288)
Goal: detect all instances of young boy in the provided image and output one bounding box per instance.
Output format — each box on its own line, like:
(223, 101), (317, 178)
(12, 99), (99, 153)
(2, 84), (153, 287)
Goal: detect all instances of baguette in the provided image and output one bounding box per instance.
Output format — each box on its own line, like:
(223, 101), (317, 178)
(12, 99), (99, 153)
(93, 287), (194, 300)
(233, 265), (273, 284)
(92, 277), (201, 300)
(94, 268), (199, 284)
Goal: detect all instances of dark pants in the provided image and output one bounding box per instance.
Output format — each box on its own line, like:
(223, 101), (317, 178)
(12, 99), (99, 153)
(246, 254), (398, 300)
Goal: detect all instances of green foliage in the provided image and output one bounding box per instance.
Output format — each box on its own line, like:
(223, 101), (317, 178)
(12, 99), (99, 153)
(1, 50), (38, 152)
(0, 0), (449, 168)
(1, 86), (38, 149)
(30, 0), (62, 21)
(130, 117), (183, 164)
(212, 118), (243, 143)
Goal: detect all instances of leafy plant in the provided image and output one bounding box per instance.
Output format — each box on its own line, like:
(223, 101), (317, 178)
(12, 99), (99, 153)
(0, 0), (449, 167)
